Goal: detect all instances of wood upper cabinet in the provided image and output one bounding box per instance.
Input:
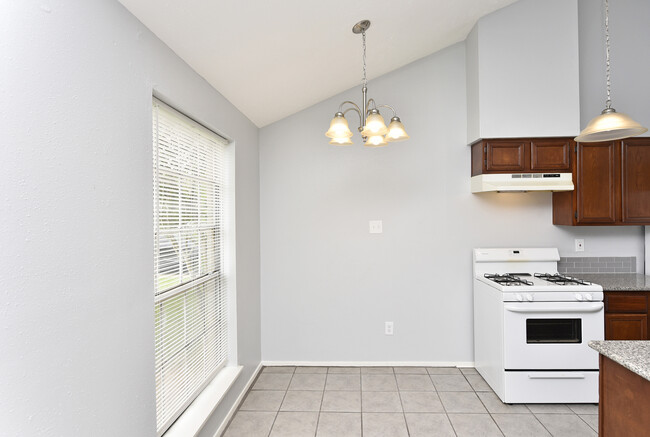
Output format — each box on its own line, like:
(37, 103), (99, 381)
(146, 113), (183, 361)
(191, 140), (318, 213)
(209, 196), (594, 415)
(530, 139), (571, 171)
(485, 140), (526, 172)
(576, 141), (617, 224)
(471, 138), (572, 176)
(553, 137), (650, 226)
(604, 292), (650, 340)
(621, 138), (650, 223)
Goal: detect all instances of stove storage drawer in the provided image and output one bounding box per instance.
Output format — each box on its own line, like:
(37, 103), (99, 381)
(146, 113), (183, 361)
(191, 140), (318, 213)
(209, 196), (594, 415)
(504, 371), (599, 403)
(503, 302), (604, 370)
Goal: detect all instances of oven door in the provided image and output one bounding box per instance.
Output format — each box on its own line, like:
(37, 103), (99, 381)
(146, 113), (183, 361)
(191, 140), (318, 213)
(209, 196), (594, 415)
(503, 302), (604, 370)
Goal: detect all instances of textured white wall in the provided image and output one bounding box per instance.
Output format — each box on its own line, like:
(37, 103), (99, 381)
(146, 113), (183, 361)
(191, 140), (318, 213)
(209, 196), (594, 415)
(0, 1), (260, 436)
(259, 41), (644, 363)
(468, 0), (580, 142)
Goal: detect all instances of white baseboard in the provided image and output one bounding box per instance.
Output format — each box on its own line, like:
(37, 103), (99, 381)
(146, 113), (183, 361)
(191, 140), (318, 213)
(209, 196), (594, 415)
(213, 362), (263, 437)
(261, 360), (476, 368)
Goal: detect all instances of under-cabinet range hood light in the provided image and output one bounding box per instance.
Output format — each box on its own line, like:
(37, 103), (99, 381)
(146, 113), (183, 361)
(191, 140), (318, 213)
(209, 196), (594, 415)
(471, 173), (574, 193)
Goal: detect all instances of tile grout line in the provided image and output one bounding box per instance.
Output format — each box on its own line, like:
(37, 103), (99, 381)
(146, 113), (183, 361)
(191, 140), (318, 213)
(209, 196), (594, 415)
(392, 368), (411, 437)
(313, 371), (327, 437)
(359, 369), (364, 437)
(460, 370), (504, 437)
(265, 366), (295, 437)
(575, 412), (599, 433)
(430, 370), (459, 437)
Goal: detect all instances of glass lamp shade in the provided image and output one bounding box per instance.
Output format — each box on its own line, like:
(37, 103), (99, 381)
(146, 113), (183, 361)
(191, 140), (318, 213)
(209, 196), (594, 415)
(329, 137), (353, 146)
(325, 113), (353, 139)
(575, 108), (648, 142)
(364, 134), (388, 147)
(385, 117), (410, 142)
(360, 112), (388, 137)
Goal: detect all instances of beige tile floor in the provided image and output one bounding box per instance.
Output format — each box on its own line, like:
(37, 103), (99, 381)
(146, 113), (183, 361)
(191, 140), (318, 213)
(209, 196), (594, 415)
(222, 366), (598, 437)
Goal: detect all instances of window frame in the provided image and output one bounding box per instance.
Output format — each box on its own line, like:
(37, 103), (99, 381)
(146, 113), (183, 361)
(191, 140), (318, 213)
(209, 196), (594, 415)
(152, 98), (234, 436)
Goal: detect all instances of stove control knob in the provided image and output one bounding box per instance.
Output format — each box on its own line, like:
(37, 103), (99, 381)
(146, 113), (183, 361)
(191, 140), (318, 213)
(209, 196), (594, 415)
(516, 294), (523, 302)
(585, 294), (593, 301)
(575, 293), (584, 301)
(525, 294), (534, 302)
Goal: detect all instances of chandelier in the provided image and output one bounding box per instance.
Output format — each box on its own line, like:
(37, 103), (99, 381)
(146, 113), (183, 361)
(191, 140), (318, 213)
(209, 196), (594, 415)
(575, 0), (647, 142)
(325, 20), (409, 147)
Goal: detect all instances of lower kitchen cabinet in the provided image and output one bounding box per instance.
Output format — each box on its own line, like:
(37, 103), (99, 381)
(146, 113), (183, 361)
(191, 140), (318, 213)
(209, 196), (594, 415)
(599, 354), (650, 436)
(604, 292), (650, 340)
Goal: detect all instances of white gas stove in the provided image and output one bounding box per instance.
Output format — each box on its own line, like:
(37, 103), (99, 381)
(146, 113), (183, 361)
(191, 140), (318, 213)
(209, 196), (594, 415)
(473, 248), (604, 404)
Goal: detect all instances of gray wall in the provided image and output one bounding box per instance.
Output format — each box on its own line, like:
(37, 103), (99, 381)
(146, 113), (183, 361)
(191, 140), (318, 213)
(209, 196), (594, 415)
(0, 1), (260, 436)
(259, 0), (649, 363)
(578, 0), (650, 132)
(578, 0), (650, 275)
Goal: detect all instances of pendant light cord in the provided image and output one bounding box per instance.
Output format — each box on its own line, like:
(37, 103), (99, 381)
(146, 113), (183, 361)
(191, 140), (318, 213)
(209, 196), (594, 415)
(605, 0), (612, 109)
(362, 30), (367, 89)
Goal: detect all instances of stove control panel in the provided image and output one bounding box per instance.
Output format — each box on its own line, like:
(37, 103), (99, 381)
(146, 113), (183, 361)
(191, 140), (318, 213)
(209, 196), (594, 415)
(503, 291), (603, 302)
(574, 293), (593, 302)
(515, 293), (535, 302)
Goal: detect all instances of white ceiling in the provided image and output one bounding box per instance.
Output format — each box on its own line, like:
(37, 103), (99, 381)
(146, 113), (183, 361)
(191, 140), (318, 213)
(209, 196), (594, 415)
(118, 0), (518, 127)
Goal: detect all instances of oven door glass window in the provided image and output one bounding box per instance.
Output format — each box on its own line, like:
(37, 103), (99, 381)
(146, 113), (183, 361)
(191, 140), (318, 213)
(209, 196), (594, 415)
(526, 319), (582, 344)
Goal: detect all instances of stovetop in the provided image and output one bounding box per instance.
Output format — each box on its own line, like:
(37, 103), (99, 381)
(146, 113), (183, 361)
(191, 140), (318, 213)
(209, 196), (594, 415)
(473, 248), (604, 301)
(478, 271), (602, 291)
(484, 273), (594, 288)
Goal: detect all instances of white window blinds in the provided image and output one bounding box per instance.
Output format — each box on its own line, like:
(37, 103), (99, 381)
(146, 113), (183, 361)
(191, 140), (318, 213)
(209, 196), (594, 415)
(153, 99), (229, 436)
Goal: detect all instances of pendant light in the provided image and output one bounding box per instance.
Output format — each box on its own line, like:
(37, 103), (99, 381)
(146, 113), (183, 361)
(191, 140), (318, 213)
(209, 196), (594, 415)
(575, 0), (647, 143)
(325, 20), (409, 147)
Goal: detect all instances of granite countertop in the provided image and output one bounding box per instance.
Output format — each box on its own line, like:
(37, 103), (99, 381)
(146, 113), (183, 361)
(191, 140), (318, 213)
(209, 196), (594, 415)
(576, 273), (650, 291)
(589, 341), (650, 381)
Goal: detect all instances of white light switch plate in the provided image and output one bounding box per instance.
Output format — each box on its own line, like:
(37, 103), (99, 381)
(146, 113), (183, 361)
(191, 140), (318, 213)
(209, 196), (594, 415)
(369, 220), (382, 234)
(575, 239), (585, 252)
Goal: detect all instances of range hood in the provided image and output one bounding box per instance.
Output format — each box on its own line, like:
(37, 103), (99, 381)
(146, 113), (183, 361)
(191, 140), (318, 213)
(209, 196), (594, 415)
(471, 173), (574, 193)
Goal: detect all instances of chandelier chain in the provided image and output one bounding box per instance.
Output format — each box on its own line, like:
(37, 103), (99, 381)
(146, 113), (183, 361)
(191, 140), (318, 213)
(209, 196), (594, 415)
(605, 0), (611, 108)
(362, 30), (367, 89)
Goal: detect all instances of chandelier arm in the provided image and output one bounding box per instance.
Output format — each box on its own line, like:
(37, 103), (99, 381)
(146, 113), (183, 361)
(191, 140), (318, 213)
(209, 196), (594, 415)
(338, 100), (361, 113)
(366, 98), (378, 111)
(376, 104), (397, 117)
(342, 107), (363, 129)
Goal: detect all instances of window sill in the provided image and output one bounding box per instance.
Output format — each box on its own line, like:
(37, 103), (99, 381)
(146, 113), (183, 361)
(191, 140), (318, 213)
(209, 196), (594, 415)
(163, 365), (243, 437)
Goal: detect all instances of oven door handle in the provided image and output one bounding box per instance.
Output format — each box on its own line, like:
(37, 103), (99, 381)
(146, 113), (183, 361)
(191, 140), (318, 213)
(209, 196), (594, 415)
(504, 303), (603, 313)
(527, 372), (586, 379)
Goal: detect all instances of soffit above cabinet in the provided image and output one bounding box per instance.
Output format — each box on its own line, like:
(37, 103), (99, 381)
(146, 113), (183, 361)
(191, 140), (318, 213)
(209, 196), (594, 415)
(466, 0), (580, 143)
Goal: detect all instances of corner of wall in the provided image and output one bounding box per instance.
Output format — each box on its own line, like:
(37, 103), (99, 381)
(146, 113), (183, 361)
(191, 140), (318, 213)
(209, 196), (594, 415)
(465, 23), (480, 145)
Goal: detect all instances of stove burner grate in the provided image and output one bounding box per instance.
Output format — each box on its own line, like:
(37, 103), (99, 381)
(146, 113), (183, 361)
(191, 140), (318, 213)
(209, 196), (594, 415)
(484, 273), (533, 286)
(533, 273), (592, 286)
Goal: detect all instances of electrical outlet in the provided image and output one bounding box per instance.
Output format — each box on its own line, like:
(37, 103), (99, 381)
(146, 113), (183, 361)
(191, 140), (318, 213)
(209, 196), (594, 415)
(575, 239), (585, 252)
(385, 321), (394, 336)
(369, 220), (383, 234)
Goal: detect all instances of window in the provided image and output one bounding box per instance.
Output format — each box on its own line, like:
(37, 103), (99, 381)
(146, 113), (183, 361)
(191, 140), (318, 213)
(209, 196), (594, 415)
(153, 99), (229, 435)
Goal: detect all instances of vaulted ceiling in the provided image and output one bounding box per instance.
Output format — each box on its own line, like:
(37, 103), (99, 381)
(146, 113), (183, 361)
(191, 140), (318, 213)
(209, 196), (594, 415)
(118, 0), (518, 127)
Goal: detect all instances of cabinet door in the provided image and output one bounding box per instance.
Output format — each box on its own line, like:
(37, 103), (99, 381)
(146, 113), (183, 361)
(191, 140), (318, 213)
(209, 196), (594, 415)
(530, 139), (571, 171)
(621, 138), (650, 223)
(605, 314), (648, 340)
(576, 141), (617, 224)
(485, 141), (526, 172)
